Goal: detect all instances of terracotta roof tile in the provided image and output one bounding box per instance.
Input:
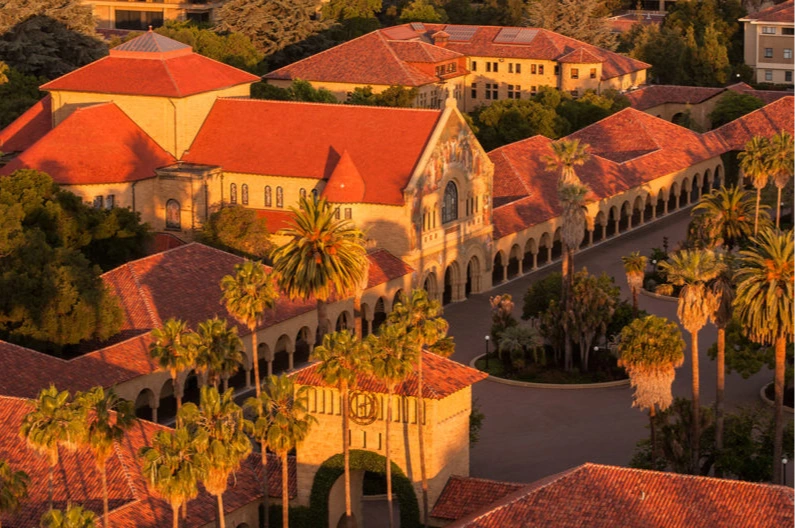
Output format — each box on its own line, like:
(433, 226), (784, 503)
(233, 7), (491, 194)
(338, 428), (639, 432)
(322, 149), (366, 203)
(254, 209), (296, 232)
(725, 82), (794, 105)
(0, 95), (51, 153)
(183, 99), (442, 205)
(557, 47), (603, 64)
(431, 476), (524, 521)
(708, 96), (794, 151)
(0, 102), (175, 184)
(389, 40), (464, 63)
(365, 248), (414, 289)
(741, 0), (794, 22)
(290, 350), (487, 400)
(448, 463), (794, 527)
(626, 85), (724, 111)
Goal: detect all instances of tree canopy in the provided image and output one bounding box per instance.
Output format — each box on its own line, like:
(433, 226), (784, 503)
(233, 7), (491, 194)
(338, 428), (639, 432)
(708, 92), (765, 129)
(0, 62), (45, 129)
(252, 79), (338, 103)
(524, 0), (618, 50)
(154, 22), (265, 73)
(196, 205), (272, 260)
(346, 85), (418, 107)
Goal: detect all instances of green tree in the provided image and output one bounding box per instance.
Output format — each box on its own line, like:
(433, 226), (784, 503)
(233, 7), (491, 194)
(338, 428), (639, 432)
(18, 386), (82, 511)
(694, 23), (729, 85)
(524, 0), (618, 50)
(40, 505), (97, 528)
(271, 196), (368, 344)
(708, 264), (734, 474)
(738, 137), (772, 236)
(0, 459), (29, 526)
(0, 62), (45, 128)
(346, 85), (418, 107)
(659, 250), (725, 473)
(521, 272), (562, 320)
(497, 323), (544, 371)
(400, 0), (446, 22)
(244, 391), (274, 528)
(252, 80), (338, 103)
(692, 186), (767, 252)
(387, 289), (451, 526)
(629, 25), (691, 85)
(154, 21), (265, 73)
(768, 131), (794, 229)
(150, 319), (194, 424)
(263, 375), (316, 528)
(708, 92), (765, 129)
(139, 428), (201, 528)
(179, 386), (253, 528)
(311, 330), (366, 528)
(196, 205), (272, 260)
(617, 315), (686, 467)
(567, 269), (618, 371)
(322, 0), (381, 20)
(74, 387), (136, 528)
(190, 317), (244, 390)
(734, 229), (794, 484)
(472, 99), (560, 150)
(621, 252), (647, 315)
(221, 260), (278, 392)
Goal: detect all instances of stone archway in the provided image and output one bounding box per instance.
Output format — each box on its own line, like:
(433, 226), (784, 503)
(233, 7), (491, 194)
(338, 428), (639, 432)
(157, 378), (176, 425)
(714, 166), (723, 189)
(538, 232), (552, 264)
(618, 201), (631, 232)
(335, 311), (351, 332)
(607, 206), (619, 237)
(372, 298), (387, 333)
(632, 195), (644, 228)
(681, 177), (691, 206)
(550, 228), (563, 261)
(392, 289), (404, 311)
(702, 169), (712, 196)
(492, 251), (505, 285)
(295, 326), (312, 366)
(466, 256), (481, 297)
(668, 182), (679, 211)
(655, 191), (666, 218)
(274, 334), (292, 373)
(423, 272), (439, 303)
(134, 388), (157, 422)
(182, 370), (200, 405)
(522, 238), (537, 272)
(507, 244), (522, 279)
(443, 262), (461, 305)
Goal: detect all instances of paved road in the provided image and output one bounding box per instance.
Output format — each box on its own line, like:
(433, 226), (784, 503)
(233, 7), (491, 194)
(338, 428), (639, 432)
(443, 208), (784, 485)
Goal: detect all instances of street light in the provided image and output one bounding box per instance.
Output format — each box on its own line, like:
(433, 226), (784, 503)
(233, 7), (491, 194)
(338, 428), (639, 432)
(783, 455), (788, 486)
(485, 335), (490, 370)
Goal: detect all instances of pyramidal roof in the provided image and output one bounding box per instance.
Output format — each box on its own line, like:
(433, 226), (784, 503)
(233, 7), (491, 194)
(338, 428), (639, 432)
(322, 149), (366, 203)
(111, 30), (191, 57)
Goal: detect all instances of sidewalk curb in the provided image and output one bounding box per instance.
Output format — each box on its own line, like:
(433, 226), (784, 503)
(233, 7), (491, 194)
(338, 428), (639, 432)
(759, 382), (795, 414)
(640, 288), (678, 302)
(469, 354), (630, 390)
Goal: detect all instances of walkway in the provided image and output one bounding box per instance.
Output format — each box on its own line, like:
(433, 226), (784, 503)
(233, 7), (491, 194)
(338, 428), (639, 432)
(443, 208), (781, 484)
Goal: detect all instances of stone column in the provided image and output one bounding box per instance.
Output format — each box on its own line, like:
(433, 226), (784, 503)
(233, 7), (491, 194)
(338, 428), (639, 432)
(613, 219), (620, 234)
(588, 229), (594, 245)
(546, 246), (552, 263)
(639, 209), (645, 225)
(627, 213), (633, 230)
(532, 251), (538, 270)
(502, 262), (508, 282)
(601, 224), (607, 240)
(151, 403), (159, 424)
(652, 204), (658, 220)
(267, 359), (273, 377)
(245, 368), (252, 389)
(366, 318), (373, 336)
(517, 257), (523, 276)
(664, 198), (669, 215)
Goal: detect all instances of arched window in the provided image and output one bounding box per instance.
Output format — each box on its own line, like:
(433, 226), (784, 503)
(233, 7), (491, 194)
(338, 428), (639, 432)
(166, 199), (181, 230)
(241, 184), (249, 205)
(276, 187), (284, 208)
(442, 181), (458, 223)
(230, 183), (237, 205)
(299, 188), (307, 199)
(265, 186), (272, 207)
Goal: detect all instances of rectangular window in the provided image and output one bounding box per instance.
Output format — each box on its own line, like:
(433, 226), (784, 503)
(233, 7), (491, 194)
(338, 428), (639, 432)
(515, 63), (521, 74)
(485, 83), (492, 100)
(784, 28), (795, 36)
(786, 71), (793, 82)
(486, 62), (491, 72)
(106, 195), (115, 209)
(93, 196), (104, 209)
(114, 10), (164, 30)
(471, 60), (477, 71)
(344, 208), (352, 219)
(765, 70), (774, 81)
(590, 68), (597, 79)
(335, 208), (341, 220)
(436, 65), (445, 76)
(492, 62), (499, 73)
(530, 85), (537, 94)
(508, 63), (513, 73)
(765, 48), (774, 58)
(471, 83), (477, 99)
(538, 64), (544, 75)
(762, 26), (776, 34)
(554, 65), (559, 75)
(490, 83), (498, 99)
(531, 64), (537, 74)
(507, 85), (521, 99)
(446, 62), (456, 73)
(571, 68), (579, 79)
(785, 49), (793, 59)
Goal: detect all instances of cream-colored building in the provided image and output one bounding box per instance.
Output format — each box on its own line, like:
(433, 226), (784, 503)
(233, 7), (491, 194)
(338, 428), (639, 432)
(741, 0), (794, 85)
(265, 24), (650, 111)
(84, 0), (225, 30)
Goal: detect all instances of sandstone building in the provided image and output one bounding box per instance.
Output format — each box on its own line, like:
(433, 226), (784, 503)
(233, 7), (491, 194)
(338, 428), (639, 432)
(83, 0), (224, 30)
(741, 0), (794, 85)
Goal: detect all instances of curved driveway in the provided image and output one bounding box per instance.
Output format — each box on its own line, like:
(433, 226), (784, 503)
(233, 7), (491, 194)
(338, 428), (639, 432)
(443, 209), (777, 484)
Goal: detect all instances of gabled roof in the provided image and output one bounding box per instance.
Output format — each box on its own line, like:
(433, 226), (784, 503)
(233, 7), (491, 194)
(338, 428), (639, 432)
(0, 95), (51, 153)
(389, 40), (463, 63)
(708, 96), (794, 151)
(625, 85), (724, 111)
(322, 149), (366, 203)
(557, 47), (603, 64)
(365, 248), (414, 289)
(0, 102), (175, 184)
(291, 350), (488, 400)
(183, 98), (442, 205)
(41, 32), (258, 97)
(0, 395), (288, 528)
(431, 476), (525, 521)
(447, 463), (794, 527)
(741, 0), (793, 23)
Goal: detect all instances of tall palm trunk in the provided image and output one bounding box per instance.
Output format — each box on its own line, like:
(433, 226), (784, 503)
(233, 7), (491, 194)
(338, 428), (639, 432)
(48, 464), (54, 511)
(773, 336), (785, 484)
(385, 388), (395, 528)
(354, 295), (363, 339)
(776, 186), (783, 229)
(216, 493), (226, 528)
(172, 504), (180, 528)
(561, 244), (573, 372)
(262, 447), (270, 528)
(281, 452), (290, 528)
(102, 465), (109, 528)
(690, 330), (701, 474)
(341, 381), (353, 527)
(417, 353), (429, 527)
(649, 406), (656, 468)
(317, 300), (329, 346)
(754, 188), (761, 235)
(715, 326), (725, 477)
(175, 375), (183, 428)
(251, 326), (261, 397)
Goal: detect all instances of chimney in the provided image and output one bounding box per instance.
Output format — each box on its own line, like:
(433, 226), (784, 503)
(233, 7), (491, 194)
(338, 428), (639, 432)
(432, 30), (450, 48)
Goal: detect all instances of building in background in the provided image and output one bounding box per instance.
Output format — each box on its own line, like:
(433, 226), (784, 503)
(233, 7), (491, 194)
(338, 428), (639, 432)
(83, 0), (225, 30)
(740, 0), (794, 85)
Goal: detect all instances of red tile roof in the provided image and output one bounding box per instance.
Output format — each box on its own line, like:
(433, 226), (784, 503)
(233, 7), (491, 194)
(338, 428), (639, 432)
(322, 149), (366, 203)
(557, 47), (603, 64)
(41, 33), (259, 98)
(0, 102), (175, 184)
(725, 82), (793, 105)
(708, 96), (794, 151)
(606, 12), (665, 33)
(365, 248), (414, 289)
(183, 98), (442, 205)
(741, 0), (794, 22)
(431, 476), (524, 521)
(626, 85), (724, 111)
(0, 95), (51, 153)
(0, 395), (272, 528)
(254, 209), (297, 232)
(149, 232), (187, 255)
(389, 40), (463, 63)
(448, 463), (794, 528)
(290, 350), (487, 400)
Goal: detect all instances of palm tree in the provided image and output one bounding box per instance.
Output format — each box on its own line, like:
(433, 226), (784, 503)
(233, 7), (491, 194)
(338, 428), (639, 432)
(139, 428), (201, 528)
(708, 263), (735, 475)
(271, 196), (368, 344)
(367, 323), (417, 528)
(74, 387), (136, 528)
(18, 386), (82, 511)
(262, 375), (316, 528)
(737, 136), (771, 235)
(734, 228), (794, 484)
(221, 260), (278, 393)
(617, 315), (686, 467)
(40, 505), (97, 528)
(179, 386), (252, 528)
(191, 318), (244, 390)
(387, 289), (451, 527)
(544, 138), (590, 186)
(310, 331), (365, 528)
(659, 250), (725, 473)
(621, 252), (648, 316)
(0, 460), (29, 528)
(768, 131), (794, 228)
(244, 388), (275, 528)
(692, 186), (767, 251)
(150, 318), (193, 426)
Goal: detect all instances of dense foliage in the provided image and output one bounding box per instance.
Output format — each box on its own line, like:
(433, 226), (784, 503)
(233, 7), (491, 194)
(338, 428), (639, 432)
(708, 92), (765, 129)
(525, 0), (618, 50)
(0, 62), (45, 129)
(196, 205), (272, 260)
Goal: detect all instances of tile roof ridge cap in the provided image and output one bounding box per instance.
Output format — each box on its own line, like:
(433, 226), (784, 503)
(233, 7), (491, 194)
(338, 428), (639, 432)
(158, 56), (182, 97)
(40, 55), (113, 90)
(126, 261), (161, 328)
(0, 339), (69, 364)
(447, 474), (522, 486)
(714, 95), (794, 131)
(380, 30), (426, 83)
(111, 441), (143, 502)
(267, 30), (382, 75)
(487, 134), (551, 155)
(218, 96), (443, 113)
(74, 330), (152, 361)
(99, 240), (197, 278)
(167, 50), (259, 82)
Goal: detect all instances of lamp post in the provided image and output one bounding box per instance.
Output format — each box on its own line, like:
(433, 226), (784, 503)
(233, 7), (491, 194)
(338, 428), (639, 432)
(485, 335), (490, 370)
(783, 455), (789, 486)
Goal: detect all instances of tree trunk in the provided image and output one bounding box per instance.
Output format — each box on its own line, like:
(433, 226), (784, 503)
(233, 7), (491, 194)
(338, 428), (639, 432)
(773, 336), (785, 484)
(223, 376), (229, 392)
(262, 447), (270, 528)
(690, 330), (701, 475)
(317, 299), (329, 346)
(175, 376), (183, 428)
(216, 493), (226, 528)
(354, 294), (363, 339)
(282, 452), (290, 528)
(715, 326), (725, 478)
(776, 186), (783, 229)
(342, 382), (353, 526)
(172, 504), (180, 528)
(418, 352), (429, 527)
(386, 388), (395, 528)
(754, 187), (761, 235)
(631, 286), (639, 317)
(252, 325), (261, 397)
(649, 406), (657, 469)
(102, 465), (109, 528)
(49, 463), (54, 511)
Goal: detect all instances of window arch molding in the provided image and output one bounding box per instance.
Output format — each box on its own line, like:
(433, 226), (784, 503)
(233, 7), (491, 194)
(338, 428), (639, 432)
(166, 199), (181, 230)
(442, 180), (459, 224)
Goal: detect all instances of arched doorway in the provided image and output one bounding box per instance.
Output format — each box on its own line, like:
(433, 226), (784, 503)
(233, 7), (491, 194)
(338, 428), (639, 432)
(655, 192), (665, 218)
(702, 169), (712, 196)
(295, 327), (311, 365)
(392, 289), (404, 311)
(539, 233), (552, 264)
(273, 334), (291, 373)
(134, 389), (156, 421)
(372, 298), (387, 333)
(466, 256), (481, 297)
(492, 252), (505, 284)
(714, 166), (723, 189)
(668, 182), (679, 212)
(157, 379), (177, 424)
(618, 201), (631, 232)
(507, 245), (521, 279)
(550, 228), (563, 261)
(681, 178), (690, 206)
(443, 266), (455, 305)
(182, 371), (200, 405)
(607, 206), (619, 237)
(672, 112), (687, 127)
(257, 343), (271, 378)
(522, 238), (536, 271)
(423, 273), (438, 302)
(690, 175), (699, 203)
(335, 311), (350, 332)
(593, 211), (606, 243)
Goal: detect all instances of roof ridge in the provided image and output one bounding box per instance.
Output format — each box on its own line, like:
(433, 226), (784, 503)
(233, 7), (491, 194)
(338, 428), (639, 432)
(380, 30), (428, 85)
(267, 31), (384, 76)
(112, 440), (143, 502)
(125, 262), (161, 328)
(159, 57), (183, 97)
(500, 147), (535, 197)
(713, 95), (794, 132)
(216, 96), (443, 114)
(0, 339), (69, 364)
(40, 55), (114, 91)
